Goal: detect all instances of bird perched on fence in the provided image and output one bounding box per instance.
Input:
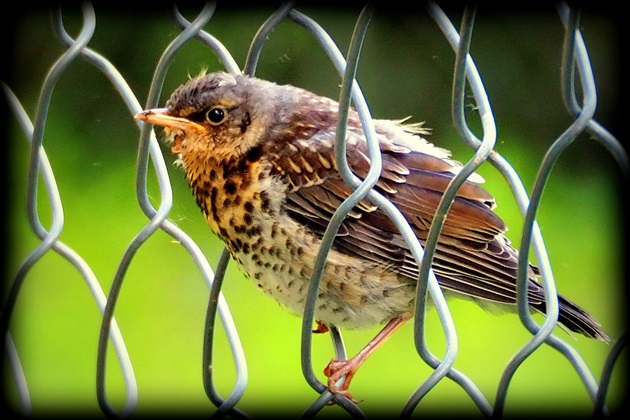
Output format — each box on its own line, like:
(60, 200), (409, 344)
(136, 71), (608, 399)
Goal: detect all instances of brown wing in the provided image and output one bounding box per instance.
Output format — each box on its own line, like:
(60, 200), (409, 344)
(268, 121), (543, 305)
(264, 108), (607, 340)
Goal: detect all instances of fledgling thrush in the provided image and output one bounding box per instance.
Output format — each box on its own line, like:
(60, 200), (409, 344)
(135, 71), (608, 397)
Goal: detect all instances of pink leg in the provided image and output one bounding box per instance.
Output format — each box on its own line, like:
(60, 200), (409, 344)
(323, 314), (411, 398)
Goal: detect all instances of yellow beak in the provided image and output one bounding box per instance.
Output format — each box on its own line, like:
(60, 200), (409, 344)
(135, 108), (206, 132)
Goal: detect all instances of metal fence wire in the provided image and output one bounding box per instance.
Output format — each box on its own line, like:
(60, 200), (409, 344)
(3, 2), (628, 417)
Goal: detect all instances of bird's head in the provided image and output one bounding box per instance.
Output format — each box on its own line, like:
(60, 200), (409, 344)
(135, 72), (274, 164)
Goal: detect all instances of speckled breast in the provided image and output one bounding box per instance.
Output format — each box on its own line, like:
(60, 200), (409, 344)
(185, 147), (415, 329)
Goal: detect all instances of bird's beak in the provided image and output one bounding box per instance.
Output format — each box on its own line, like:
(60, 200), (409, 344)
(134, 108), (206, 132)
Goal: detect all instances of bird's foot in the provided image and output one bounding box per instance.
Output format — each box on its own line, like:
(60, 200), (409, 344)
(312, 320), (329, 334)
(323, 358), (363, 403)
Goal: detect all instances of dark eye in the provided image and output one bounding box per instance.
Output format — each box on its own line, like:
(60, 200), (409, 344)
(206, 107), (227, 125)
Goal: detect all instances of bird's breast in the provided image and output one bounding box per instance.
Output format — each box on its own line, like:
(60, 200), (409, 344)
(185, 156), (322, 311)
(184, 155), (415, 329)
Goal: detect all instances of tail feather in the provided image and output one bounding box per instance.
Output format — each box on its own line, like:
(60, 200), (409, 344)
(532, 294), (610, 342)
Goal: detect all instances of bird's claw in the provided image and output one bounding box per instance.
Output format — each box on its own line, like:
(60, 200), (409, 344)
(312, 320), (329, 334)
(323, 358), (362, 403)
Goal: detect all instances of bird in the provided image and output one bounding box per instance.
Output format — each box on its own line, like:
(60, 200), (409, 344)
(135, 71), (608, 398)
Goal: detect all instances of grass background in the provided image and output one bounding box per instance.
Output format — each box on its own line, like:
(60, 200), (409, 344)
(4, 3), (626, 417)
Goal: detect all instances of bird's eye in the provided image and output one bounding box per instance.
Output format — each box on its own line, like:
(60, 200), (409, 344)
(206, 107), (227, 125)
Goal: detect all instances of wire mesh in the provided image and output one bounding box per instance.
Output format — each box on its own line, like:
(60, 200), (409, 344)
(3, 2), (626, 417)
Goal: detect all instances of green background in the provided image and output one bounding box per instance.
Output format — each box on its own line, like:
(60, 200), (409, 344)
(5, 3), (626, 417)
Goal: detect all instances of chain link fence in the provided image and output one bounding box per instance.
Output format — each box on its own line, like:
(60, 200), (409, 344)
(4, 2), (627, 417)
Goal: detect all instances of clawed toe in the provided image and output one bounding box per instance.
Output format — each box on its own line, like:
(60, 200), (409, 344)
(323, 358), (359, 396)
(312, 320), (330, 334)
(320, 316), (411, 404)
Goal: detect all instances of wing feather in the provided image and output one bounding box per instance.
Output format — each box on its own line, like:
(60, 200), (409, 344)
(270, 121), (535, 309)
(260, 87), (607, 340)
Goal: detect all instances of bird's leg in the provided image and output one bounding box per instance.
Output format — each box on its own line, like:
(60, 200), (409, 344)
(323, 314), (411, 396)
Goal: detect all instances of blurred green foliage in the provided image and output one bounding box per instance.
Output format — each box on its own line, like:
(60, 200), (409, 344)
(4, 3), (625, 417)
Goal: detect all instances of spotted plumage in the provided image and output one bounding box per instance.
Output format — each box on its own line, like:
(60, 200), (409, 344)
(136, 71), (608, 395)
